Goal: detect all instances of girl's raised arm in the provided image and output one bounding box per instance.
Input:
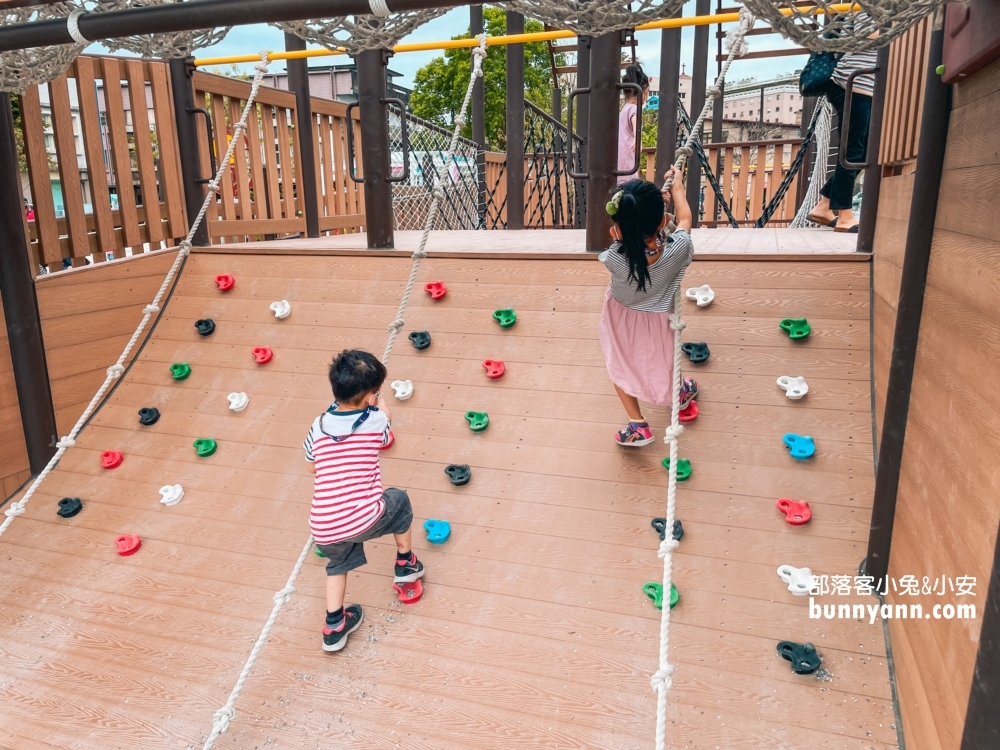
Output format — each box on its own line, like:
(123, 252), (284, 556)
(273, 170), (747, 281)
(664, 167), (693, 232)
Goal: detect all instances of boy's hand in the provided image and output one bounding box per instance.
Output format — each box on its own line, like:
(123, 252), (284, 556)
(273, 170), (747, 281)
(662, 166), (681, 190)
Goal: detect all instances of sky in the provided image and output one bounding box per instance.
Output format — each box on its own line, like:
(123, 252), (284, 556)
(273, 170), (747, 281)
(91, 2), (803, 89)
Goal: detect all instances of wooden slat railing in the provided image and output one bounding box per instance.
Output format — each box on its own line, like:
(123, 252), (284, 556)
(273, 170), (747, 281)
(879, 15), (932, 167)
(642, 138), (804, 226)
(21, 55), (187, 271)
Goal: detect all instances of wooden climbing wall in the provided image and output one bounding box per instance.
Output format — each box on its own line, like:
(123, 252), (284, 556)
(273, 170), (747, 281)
(0, 246), (890, 748)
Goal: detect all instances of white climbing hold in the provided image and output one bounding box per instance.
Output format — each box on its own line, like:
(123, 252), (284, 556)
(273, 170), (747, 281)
(159, 484), (185, 507)
(776, 375), (809, 400)
(391, 379), (413, 401)
(685, 284), (715, 307)
(227, 392), (249, 412)
(269, 300), (291, 319)
(777, 565), (814, 597)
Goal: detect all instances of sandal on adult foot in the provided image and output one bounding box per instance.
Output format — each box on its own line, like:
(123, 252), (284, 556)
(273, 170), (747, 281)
(834, 224), (859, 233)
(806, 213), (837, 228)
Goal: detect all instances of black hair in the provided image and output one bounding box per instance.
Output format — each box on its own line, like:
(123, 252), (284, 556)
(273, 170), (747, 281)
(622, 63), (650, 92)
(328, 349), (387, 404)
(610, 179), (665, 293)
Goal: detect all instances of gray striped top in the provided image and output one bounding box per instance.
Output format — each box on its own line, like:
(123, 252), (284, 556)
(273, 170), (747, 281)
(598, 229), (693, 313)
(832, 49), (878, 96)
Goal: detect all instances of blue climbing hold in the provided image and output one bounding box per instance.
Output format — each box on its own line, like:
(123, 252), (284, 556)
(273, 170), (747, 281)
(783, 433), (816, 460)
(424, 519), (451, 544)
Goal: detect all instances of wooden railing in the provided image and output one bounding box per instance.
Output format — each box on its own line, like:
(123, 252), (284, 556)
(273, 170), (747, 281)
(643, 138), (804, 226)
(22, 56), (186, 269)
(879, 15), (932, 167)
(484, 152), (506, 228)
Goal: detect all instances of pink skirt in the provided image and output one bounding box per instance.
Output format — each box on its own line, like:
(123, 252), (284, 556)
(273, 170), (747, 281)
(599, 287), (676, 406)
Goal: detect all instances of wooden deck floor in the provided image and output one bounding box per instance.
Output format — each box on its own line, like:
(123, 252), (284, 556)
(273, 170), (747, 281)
(0, 244), (892, 749)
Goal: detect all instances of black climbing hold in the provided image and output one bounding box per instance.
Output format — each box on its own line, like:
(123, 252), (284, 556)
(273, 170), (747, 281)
(138, 407), (160, 426)
(681, 341), (710, 364)
(195, 318), (216, 336)
(409, 331), (431, 350)
(57, 497), (83, 518)
(777, 641), (822, 675)
(444, 464), (471, 486)
(651, 518), (684, 542)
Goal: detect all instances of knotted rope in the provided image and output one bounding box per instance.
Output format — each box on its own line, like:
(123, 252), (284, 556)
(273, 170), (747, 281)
(654, 10), (753, 750)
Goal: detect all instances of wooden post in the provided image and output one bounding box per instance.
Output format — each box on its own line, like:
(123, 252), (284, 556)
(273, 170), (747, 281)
(285, 32), (320, 238)
(686, 0), (711, 227)
(865, 26), (951, 587)
(0, 94), (57, 472)
(961, 514), (1000, 748)
(471, 4), (486, 227)
(505, 11), (525, 230)
(654, 21), (682, 186)
(584, 31), (620, 252)
(575, 34), (591, 228)
(356, 48), (395, 248)
(857, 44), (890, 254)
(168, 56), (209, 247)
(796, 95), (817, 210)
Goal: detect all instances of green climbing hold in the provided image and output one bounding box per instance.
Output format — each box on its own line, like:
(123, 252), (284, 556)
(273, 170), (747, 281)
(661, 457), (692, 481)
(936, 64), (945, 76)
(193, 438), (217, 457)
(465, 411), (490, 432)
(643, 582), (679, 610)
(779, 318), (811, 340)
(314, 546), (327, 558)
(492, 308), (517, 328)
(170, 363), (192, 380)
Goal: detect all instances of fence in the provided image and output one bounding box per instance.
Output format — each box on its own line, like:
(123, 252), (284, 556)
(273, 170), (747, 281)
(879, 15), (932, 167)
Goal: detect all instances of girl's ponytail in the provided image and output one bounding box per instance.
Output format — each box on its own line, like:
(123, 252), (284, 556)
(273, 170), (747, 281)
(608, 179), (665, 293)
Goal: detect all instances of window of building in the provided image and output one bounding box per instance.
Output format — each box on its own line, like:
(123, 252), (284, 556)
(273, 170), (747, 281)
(767, 108), (771, 113)
(767, 95), (772, 101)
(776, 94), (781, 100)
(789, 107), (793, 112)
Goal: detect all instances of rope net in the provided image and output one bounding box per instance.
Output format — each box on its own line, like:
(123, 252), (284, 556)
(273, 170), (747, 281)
(93, 0), (231, 58)
(0, 3), (84, 94)
(277, 5), (446, 57)
(506, 0), (686, 36)
(790, 97), (835, 227)
(741, 0), (945, 52)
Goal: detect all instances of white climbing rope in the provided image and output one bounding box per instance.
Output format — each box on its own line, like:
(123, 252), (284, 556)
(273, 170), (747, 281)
(198, 37), (488, 747)
(653, 10), (753, 750)
(0, 52), (272, 540)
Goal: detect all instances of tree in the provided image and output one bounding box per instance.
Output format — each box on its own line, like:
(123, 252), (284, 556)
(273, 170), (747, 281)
(410, 7), (556, 151)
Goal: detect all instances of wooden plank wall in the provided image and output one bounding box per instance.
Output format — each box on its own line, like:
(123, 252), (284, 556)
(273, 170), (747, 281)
(0, 291), (31, 500)
(879, 16), (933, 166)
(35, 250), (180, 438)
(870, 169), (914, 437)
(885, 56), (1000, 750)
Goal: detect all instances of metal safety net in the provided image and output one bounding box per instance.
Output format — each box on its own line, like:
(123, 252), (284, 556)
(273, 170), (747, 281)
(388, 104), (483, 231)
(740, 0), (947, 52)
(1, 3), (84, 94)
(93, 0), (230, 58)
(505, 0), (686, 35)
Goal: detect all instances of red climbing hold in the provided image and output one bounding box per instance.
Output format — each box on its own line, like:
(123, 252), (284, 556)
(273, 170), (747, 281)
(100, 450), (124, 469)
(679, 400), (699, 423)
(115, 534), (141, 556)
(424, 281), (447, 300)
(776, 498), (812, 526)
(379, 431), (395, 450)
(215, 274), (235, 291)
(393, 578), (423, 604)
(252, 346), (273, 364)
(482, 359), (505, 379)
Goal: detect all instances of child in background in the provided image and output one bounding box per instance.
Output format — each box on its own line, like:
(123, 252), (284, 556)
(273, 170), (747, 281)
(599, 168), (697, 446)
(304, 349), (424, 652)
(617, 63), (649, 185)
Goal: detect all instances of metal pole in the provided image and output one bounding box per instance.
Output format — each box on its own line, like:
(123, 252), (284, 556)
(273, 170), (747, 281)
(0, 93), (57, 472)
(584, 31), (620, 252)
(355, 48), (395, 248)
(0, 0), (472, 51)
(575, 34), (591, 228)
(552, 86), (563, 227)
(654, 21), (681, 186)
(857, 45), (889, 254)
(285, 32), (320, 238)
(865, 25), (951, 588)
(505, 10), (525, 230)
(686, 0), (711, 227)
(168, 57), (209, 247)
(470, 4), (486, 228)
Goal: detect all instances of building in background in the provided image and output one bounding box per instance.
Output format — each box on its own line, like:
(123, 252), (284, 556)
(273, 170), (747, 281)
(262, 63), (412, 106)
(722, 72), (803, 126)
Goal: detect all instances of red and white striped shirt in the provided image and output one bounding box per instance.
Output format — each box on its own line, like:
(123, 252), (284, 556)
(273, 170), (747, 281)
(304, 406), (390, 545)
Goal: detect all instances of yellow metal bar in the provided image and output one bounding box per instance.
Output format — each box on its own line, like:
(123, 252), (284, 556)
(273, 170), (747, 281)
(194, 4), (859, 68)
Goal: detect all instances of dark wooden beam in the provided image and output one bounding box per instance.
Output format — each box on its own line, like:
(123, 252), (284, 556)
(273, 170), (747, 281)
(285, 32), (320, 239)
(168, 56), (209, 248)
(356, 48), (395, 248)
(470, 5), (486, 228)
(584, 31), (620, 251)
(857, 44), (890, 254)
(505, 10), (525, 230)
(687, 0), (711, 227)
(654, 18), (682, 186)
(961, 515), (1000, 749)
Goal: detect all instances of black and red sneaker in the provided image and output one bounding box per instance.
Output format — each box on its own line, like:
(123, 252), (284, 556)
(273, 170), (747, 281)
(394, 553), (425, 584)
(322, 604), (364, 653)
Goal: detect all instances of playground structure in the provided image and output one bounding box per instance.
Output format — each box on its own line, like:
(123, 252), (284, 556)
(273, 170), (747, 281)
(1, 2), (999, 750)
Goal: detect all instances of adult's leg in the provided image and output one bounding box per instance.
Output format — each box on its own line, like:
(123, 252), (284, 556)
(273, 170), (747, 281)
(614, 383), (645, 422)
(811, 84), (847, 221)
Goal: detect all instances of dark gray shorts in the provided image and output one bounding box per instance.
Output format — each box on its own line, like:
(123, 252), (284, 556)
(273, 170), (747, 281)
(316, 488), (413, 575)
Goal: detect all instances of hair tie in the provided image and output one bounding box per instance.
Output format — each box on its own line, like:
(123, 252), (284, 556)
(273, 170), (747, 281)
(606, 190), (625, 216)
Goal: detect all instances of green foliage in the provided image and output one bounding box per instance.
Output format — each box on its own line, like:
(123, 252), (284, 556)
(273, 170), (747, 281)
(410, 6), (555, 151)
